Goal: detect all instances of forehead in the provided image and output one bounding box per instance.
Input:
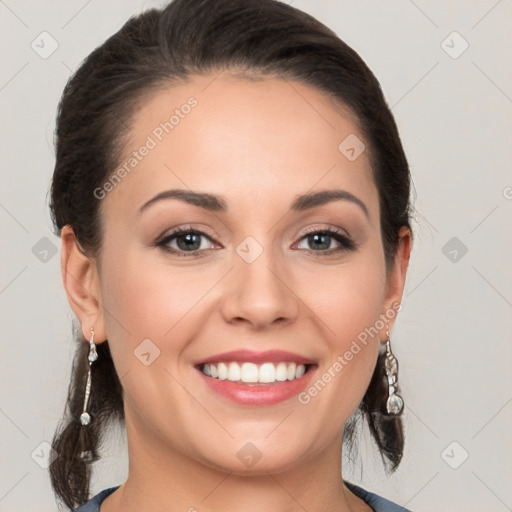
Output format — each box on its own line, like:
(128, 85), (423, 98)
(101, 73), (378, 223)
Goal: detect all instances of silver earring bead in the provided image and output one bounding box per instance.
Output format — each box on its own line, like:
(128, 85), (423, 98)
(80, 328), (98, 425)
(384, 322), (404, 415)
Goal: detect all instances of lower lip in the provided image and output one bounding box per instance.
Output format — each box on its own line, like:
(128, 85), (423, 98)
(197, 366), (317, 406)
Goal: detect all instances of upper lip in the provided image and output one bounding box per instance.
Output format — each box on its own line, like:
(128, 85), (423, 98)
(195, 349), (316, 366)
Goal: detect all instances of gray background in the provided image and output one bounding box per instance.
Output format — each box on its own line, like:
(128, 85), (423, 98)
(1, 1), (511, 511)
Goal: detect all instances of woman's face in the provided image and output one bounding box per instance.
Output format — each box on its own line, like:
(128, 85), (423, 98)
(87, 74), (409, 473)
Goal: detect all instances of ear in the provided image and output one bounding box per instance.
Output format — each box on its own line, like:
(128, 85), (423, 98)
(381, 226), (412, 333)
(60, 225), (107, 343)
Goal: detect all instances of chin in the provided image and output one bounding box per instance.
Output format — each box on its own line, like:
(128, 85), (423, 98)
(195, 436), (311, 476)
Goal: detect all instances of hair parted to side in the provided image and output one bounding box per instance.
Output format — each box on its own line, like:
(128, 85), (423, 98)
(48, 0), (413, 509)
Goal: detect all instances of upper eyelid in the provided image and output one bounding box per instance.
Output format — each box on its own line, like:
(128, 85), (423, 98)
(158, 225), (352, 247)
(299, 225), (350, 238)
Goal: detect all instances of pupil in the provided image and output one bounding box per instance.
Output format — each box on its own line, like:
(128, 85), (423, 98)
(311, 234), (330, 250)
(178, 233), (200, 251)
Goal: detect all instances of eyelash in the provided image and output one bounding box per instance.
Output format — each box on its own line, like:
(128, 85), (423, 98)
(154, 225), (356, 258)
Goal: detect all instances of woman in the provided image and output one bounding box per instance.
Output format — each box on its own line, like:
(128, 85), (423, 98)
(49, 0), (413, 510)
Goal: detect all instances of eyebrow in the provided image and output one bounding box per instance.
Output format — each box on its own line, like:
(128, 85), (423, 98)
(138, 188), (370, 219)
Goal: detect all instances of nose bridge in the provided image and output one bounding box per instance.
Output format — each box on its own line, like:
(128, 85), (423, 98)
(236, 231), (287, 298)
(221, 230), (298, 328)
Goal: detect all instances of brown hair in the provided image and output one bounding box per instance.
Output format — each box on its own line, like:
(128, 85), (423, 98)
(48, 0), (413, 508)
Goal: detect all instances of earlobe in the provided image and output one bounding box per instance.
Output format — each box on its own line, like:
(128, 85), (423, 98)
(60, 225), (107, 343)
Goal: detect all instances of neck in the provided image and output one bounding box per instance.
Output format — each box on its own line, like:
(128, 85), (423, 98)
(101, 410), (367, 512)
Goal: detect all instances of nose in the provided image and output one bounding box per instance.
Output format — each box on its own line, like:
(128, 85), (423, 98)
(220, 247), (299, 331)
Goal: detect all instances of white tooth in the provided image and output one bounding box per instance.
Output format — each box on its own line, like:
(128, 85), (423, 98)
(227, 362), (241, 381)
(259, 362), (276, 383)
(275, 362), (288, 381)
(207, 361), (307, 382)
(218, 362), (228, 380)
(295, 364), (306, 378)
(240, 362), (259, 383)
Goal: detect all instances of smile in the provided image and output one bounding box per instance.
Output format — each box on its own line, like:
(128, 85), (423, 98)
(201, 361), (308, 383)
(194, 349), (318, 406)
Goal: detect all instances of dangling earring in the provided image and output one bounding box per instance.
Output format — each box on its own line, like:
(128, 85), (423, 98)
(384, 321), (404, 415)
(80, 328), (98, 425)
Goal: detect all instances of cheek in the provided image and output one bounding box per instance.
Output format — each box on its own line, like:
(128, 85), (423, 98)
(98, 248), (219, 364)
(101, 247), (178, 328)
(299, 247), (385, 409)
(305, 250), (386, 344)
(97, 252), (202, 424)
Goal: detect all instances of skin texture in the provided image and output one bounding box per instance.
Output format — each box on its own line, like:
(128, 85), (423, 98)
(61, 74), (411, 512)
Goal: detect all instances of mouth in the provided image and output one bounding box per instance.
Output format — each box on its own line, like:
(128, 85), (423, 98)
(197, 361), (316, 384)
(194, 350), (318, 406)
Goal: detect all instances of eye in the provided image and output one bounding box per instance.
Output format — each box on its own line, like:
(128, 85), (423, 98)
(294, 227), (356, 255)
(155, 226), (217, 257)
(154, 226), (356, 258)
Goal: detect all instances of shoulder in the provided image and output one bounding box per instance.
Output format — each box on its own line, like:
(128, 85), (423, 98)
(344, 480), (414, 512)
(73, 486), (120, 512)
(76, 482), (412, 512)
